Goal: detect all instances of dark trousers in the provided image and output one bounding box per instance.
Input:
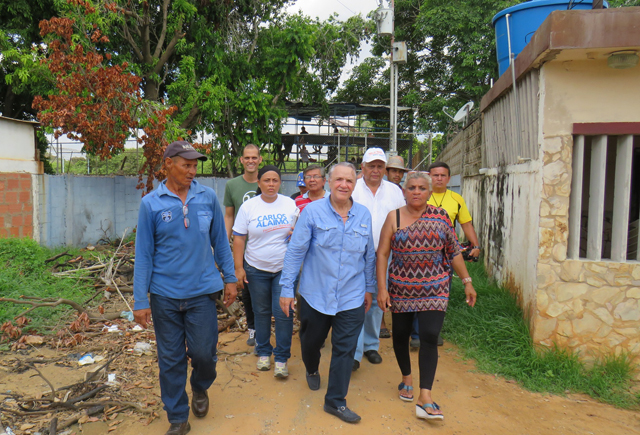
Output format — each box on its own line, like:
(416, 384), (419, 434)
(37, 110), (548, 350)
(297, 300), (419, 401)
(150, 293), (219, 423)
(299, 296), (364, 409)
(392, 310), (446, 390)
(241, 284), (255, 330)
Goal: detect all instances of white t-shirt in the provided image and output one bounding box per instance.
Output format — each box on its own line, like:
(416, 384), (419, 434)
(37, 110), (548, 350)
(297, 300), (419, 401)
(352, 178), (405, 250)
(232, 194), (297, 272)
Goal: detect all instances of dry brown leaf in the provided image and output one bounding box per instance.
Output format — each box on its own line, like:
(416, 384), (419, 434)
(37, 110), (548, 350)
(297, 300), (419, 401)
(20, 424), (36, 430)
(23, 335), (44, 345)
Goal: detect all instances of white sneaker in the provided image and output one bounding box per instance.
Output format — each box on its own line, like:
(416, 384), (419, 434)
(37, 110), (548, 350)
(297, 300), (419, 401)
(274, 362), (288, 378)
(257, 356), (271, 371)
(246, 329), (256, 346)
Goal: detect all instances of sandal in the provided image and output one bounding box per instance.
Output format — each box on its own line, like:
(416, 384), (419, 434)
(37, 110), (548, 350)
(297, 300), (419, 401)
(416, 402), (444, 421)
(398, 382), (414, 402)
(379, 328), (391, 338)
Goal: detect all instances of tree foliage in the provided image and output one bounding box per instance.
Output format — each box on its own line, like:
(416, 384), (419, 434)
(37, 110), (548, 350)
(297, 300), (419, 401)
(33, 1), (175, 191)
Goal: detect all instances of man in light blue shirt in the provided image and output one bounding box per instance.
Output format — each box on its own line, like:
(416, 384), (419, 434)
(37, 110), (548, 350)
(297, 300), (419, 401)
(280, 162), (376, 424)
(134, 141), (237, 435)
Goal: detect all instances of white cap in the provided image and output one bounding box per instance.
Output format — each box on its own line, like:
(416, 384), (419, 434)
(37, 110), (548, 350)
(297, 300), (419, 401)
(362, 147), (387, 164)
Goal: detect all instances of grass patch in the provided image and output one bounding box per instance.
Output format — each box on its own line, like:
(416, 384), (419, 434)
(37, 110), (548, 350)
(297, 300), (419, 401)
(444, 261), (640, 409)
(0, 238), (94, 332)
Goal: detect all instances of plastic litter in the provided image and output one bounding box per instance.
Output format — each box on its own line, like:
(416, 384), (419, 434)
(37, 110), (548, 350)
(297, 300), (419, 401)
(103, 325), (120, 333)
(106, 373), (118, 386)
(78, 353), (95, 366)
(1, 426), (15, 435)
(132, 342), (153, 356)
(131, 325), (144, 332)
(120, 311), (134, 322)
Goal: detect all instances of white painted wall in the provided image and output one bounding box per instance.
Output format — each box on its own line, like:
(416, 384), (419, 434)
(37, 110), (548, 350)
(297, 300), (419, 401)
(464, 162), (542, 314)
(0, 117), (40, 174)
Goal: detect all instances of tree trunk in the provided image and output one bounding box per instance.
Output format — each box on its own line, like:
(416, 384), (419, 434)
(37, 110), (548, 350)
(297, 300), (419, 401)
(143, 79), (159, 102)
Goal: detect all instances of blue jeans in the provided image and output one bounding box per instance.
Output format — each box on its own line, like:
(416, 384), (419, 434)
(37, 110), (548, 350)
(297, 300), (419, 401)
(150, 293), (219, 423)
(244, 262), (293, 363)
(354, 295), (383, 361)
(298, 296), (365, 409)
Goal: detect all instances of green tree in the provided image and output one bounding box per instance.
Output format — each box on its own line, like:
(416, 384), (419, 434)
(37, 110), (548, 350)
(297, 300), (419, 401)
(0, 0), (57, 119)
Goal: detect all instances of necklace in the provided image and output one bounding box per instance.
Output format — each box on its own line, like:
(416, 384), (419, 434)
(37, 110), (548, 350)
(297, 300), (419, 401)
(431, 191), (448, 208)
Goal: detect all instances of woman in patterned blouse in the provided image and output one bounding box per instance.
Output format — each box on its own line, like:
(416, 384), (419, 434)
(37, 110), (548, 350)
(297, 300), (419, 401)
(377, 171), (476, 421)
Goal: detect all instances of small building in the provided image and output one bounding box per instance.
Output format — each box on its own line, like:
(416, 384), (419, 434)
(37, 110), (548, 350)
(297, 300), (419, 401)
(439, 8), (640, 370)
(0, 116), (43, 239)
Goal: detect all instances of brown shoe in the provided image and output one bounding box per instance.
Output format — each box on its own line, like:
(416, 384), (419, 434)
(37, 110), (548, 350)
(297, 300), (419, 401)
(165, 422), (191, 435)
(192, 389), (209, 418)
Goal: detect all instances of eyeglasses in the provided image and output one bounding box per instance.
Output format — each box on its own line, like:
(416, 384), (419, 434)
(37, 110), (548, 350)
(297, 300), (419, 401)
(304, 175), (324, 180)
(183, 204), (189, 228)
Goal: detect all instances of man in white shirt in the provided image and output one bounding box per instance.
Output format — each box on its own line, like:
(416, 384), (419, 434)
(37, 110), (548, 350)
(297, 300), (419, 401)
(351, 148), (405, 370)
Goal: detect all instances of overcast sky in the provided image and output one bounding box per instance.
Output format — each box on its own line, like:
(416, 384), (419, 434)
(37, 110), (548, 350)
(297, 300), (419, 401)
(287, 0), (381, 21)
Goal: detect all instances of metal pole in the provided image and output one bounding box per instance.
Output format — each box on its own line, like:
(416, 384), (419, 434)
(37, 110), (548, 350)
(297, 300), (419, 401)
(389, 0), (397, 153)
(428, 133), (433, 166)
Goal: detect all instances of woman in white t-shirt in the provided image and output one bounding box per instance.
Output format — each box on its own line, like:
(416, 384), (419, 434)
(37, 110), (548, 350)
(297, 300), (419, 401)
(232, 165), (297, 378)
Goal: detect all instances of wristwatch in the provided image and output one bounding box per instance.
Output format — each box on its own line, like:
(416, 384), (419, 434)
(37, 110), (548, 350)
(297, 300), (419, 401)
(462, 277), (472, 284)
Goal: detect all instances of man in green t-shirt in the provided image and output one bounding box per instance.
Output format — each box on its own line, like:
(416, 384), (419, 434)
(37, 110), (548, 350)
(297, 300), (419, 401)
(224, 144), (262, 347)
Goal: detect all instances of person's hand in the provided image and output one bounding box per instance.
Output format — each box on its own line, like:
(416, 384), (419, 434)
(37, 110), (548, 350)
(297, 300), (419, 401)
(377, 288), (391, 313)
(364, 292), (373, 313)
(235, 268), (248, 290)
(464, 283), (477, 307)
(470, 248), (480, 259)
(280, 297), (295, 317)
(133, 308), (152, 329)
(223, 282), (237, 307)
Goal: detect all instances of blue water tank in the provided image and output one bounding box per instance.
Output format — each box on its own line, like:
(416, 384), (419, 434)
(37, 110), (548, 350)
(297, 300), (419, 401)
(492, 0), (608, 76)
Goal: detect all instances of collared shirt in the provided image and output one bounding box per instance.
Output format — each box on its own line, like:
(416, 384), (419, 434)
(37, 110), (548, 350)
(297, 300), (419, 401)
(352, 178), (405, 250)
(427, 190), (472, 226)
(279, 197), (377, 315)
(295, 189), (330, 212)
(133, 180), (237, 310)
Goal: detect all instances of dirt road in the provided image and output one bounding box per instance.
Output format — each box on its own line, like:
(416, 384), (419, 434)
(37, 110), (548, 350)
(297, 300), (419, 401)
(105, 331), (639, 435)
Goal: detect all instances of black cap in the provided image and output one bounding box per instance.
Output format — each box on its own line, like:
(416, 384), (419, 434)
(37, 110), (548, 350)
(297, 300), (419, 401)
(164, 141), (207, 161)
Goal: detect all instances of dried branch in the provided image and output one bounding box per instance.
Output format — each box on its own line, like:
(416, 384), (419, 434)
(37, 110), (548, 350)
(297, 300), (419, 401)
(0, 297), (88, 319)
(22, 363), (56, 401)
(44, 251), (70, 264)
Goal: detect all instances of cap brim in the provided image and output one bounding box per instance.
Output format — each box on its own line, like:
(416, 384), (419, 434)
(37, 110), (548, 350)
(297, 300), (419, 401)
(176, 150), (207, 161)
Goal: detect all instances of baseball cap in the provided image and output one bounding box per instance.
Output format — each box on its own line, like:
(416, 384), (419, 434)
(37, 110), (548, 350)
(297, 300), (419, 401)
(296, 172), (306, 187)
(362, 147), (387, 164)
(164, 140), (207, 161)
(386, 155), (409, 171)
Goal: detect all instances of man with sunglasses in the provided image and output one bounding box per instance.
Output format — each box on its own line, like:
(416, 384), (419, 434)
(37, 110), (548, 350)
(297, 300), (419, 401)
(133, 141), (237, 435)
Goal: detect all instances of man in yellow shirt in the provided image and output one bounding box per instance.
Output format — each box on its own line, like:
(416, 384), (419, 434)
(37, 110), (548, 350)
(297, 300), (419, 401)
(427, 162), (480, 259)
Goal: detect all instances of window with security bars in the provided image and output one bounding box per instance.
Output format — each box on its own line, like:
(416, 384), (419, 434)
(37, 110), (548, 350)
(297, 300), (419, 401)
(568, 125), (640, 261)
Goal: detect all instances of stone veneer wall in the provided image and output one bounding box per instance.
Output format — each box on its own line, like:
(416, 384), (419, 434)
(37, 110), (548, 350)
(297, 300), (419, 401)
(533, 135), (640, 371)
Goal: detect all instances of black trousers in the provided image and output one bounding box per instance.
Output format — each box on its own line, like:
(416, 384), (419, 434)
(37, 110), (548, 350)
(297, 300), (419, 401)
(299, 296), (364, 409)
(392, 310), (446, 390)
(241, 284), (254, 330)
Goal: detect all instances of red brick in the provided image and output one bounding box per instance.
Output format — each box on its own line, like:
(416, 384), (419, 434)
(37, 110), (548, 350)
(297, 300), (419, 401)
(19, 191), (31, 204)
(0, 181), (5, 191)
(0, 205), (9, 214)
(23, 213), (32, 226)
(0, 216), (4, 227)
(18, 173), (30, 179)
(12, 215), (23, 227)
(9, 226), (19, 237)
(6, 191), (17, 203)
(7, 179), (19, 190)
(8, 203), (22, 213)
(0, 229), (7, 238)
(20, 178), (31, 190)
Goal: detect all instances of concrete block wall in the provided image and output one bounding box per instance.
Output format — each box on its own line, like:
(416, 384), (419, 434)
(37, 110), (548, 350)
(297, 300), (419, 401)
(34, 173), (299, 247)
(0, 173), (33, 238)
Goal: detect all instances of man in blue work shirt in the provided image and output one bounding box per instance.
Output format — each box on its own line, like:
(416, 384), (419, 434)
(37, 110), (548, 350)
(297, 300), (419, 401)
(280, 162), (376, 424)
(133, 141), (237, 435)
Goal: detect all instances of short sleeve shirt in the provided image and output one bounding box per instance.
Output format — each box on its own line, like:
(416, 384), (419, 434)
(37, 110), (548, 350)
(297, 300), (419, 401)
(232, 194), (297, 272)
(427, 190), (472, 226)
(223, 176), (258, 218)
